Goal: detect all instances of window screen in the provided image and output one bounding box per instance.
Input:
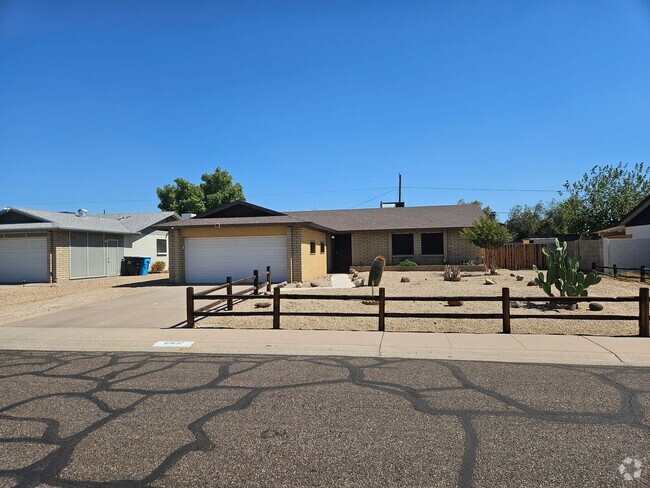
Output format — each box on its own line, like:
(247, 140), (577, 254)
(392, 234), (414, 255)
(421, 233), (444, 255)
(156, 238), (167, 255)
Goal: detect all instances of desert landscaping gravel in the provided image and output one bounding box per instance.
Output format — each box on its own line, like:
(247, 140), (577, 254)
(0, 274), (167, 326)
(199, 270), (648, 336)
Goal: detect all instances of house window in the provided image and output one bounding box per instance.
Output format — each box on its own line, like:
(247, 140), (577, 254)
(392, 233), (414, 255)
(421, 233), (444, 255)
(310, 241), (316, 254)
(320, 241), (325, 254)
(156, 239), (167, 256)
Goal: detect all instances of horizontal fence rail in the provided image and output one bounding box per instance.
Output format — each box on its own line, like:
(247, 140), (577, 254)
(186, 282), (650, 337)
(592, 263), (646, 282)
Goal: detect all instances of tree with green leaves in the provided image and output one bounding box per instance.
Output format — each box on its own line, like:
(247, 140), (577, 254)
(506, 200), (571, 240)
(157, 167), (245, 214)
(457, 199), (493, 217)
(560, 162), (650, 236)
(461, 215), (514, 273)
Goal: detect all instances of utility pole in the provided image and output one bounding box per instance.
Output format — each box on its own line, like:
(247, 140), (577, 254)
(398, 173), (402, 204)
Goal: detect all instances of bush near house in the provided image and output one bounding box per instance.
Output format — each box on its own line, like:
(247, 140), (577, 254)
(150, 261), (166, 273)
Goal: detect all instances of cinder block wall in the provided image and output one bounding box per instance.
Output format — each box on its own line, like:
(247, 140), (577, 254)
(168, 229), (184, 284)
(286, 225), (302, 282)
(446, 230), (481, 264)
(567, 239), (603, 271)
(52, 231), (70, 281)
(351, 231), (390, 266)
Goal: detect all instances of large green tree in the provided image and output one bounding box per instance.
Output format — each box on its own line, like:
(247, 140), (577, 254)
(506, 200), (571, 240)
(559, 162), (649, 235)
(157, 167), (245, 214)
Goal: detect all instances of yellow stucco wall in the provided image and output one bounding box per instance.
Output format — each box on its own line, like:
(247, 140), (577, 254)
(180, 226), (286, 238)
(300, 227), (328, 281)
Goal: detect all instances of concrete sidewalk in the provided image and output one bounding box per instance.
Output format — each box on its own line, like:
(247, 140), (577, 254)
(0, 326), (648, 366)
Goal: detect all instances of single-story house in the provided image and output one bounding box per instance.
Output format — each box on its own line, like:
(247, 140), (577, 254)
(0, 207), (179, 283)
(155, 200), (484, 285)
(596, 194), (650, 270)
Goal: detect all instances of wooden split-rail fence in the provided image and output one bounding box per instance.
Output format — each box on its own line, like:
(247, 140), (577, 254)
(186, 280), (650, 337)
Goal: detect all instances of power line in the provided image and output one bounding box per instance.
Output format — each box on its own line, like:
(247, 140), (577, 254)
(348, 189), (396, 209)
(404, 186), (559, 193)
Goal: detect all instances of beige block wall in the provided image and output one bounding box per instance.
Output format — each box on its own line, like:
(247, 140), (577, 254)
(351, 231), (390, 267)
(300, 227), (327, 281)
(286, 225), (302, 282)
(52, 230), (70, 282)
(446, 229), (481, 264)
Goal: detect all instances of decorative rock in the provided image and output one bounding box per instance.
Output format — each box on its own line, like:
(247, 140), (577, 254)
(511, 301), (521, 308)
(295, 283), (302, 288)
(255, 302), (271, 308)
(589, 302), (604, 311)
(447, 300), (464, 307)
(566, 303), (578, 311)
(510, 273), (516, 277)
(349, 268), (358, 275)
(400, 277), (410, 283)
(484, 279), (495, 285)
(354, 279), (365, 287)
(352, 273), (359, 279)
(310, 281), (319, 287)
(362, 300), (378, 305)
(527, 280), (537, 286)
(516, 275), (524, 281)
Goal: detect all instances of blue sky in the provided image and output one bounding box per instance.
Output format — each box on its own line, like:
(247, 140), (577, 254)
(1, 0), (649, 218)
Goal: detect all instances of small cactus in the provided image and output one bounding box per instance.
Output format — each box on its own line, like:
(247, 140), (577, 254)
(443, 265), (461, 282)
(368, 256), (386, 286)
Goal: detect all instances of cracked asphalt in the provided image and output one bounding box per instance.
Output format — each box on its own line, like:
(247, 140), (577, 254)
(0, 351), (649, 487)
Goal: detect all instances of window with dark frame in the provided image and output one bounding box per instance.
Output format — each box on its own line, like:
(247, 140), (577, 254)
(391, 233), (414, 255)
(310, 241), (316, 254)
(156, 238), (167, 256)
(421, 233), (444, 255)
(320, 241), (325, 254)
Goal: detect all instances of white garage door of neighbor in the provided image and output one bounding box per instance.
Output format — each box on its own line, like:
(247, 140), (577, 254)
(185, 236), (287, 284)
(0, 237), (48, 283)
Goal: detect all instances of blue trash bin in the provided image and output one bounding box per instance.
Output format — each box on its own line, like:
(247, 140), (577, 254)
(139, 257), (151, 275)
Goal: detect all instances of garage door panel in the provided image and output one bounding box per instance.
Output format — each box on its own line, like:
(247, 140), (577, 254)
(0, 237), (48, 283)
(185, 237), (287, 284)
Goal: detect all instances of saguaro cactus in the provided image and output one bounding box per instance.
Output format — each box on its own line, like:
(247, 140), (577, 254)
(533, 239), (601, 297)
(368, 256), (386, 286)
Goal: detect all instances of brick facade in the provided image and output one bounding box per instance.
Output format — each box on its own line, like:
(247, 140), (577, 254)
(446, 229), (481, 264)
(351, 231), (390, 267)
(168, 229), (184, 284)
(52, 230), (70, 282)
(286, 225), (303, 282)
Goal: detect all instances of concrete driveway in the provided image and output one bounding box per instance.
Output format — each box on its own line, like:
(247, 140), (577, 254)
(2, 286), (247, 329)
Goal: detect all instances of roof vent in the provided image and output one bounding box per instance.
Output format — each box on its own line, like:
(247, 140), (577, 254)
(181, 213), (196, 220)
(77, 208), (88, 217)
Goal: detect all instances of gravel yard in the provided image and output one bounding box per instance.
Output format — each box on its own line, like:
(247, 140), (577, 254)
(199, 270), (648, 336)
(0, 274), (168, 326)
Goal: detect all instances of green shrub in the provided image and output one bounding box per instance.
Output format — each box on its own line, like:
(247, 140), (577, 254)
(461, 260), (475, 266)
(398, 258), (418, 266)
(150, 261), (166, 273)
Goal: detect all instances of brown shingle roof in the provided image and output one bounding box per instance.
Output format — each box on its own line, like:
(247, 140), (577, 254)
(156, 204), (485, 233)
(287, 204), (485, 232)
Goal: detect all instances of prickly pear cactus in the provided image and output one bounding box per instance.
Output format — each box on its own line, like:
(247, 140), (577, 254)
(532, 239), (601, 297)
(368, 256), (386, 286)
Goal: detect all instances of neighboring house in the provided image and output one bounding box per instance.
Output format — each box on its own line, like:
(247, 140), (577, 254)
(0, 207), (179, 283)
(597, 194), (650, 270)
(155, 200), (484, 285)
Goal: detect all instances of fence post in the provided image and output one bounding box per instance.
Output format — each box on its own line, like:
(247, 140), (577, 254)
(613, 264), (617, 278)
(641, 265), (646, 283)
(267, 266), (272, 292)
(253, 269), (259, 295)
(378, 287), (386, 332)
(640, 287), (649, 338)
(591, 262), (596, 271)
(226, 276), (233, 311)
(502, 287), (511, 334)
(186, 287), (195, 328)
(273, 286), (281, 329)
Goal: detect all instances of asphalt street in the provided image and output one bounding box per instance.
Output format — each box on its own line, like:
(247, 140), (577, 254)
(0, 351), (648, 487)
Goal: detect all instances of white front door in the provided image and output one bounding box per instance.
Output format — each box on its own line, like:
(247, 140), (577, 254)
(106, 239), (119, 276)
(184, 236), (287, 284)
(0, 237), (48, 283)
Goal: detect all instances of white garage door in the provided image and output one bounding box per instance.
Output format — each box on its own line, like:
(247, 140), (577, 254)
(0, 237), (48, 283)
(185, 236), (287, 284)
